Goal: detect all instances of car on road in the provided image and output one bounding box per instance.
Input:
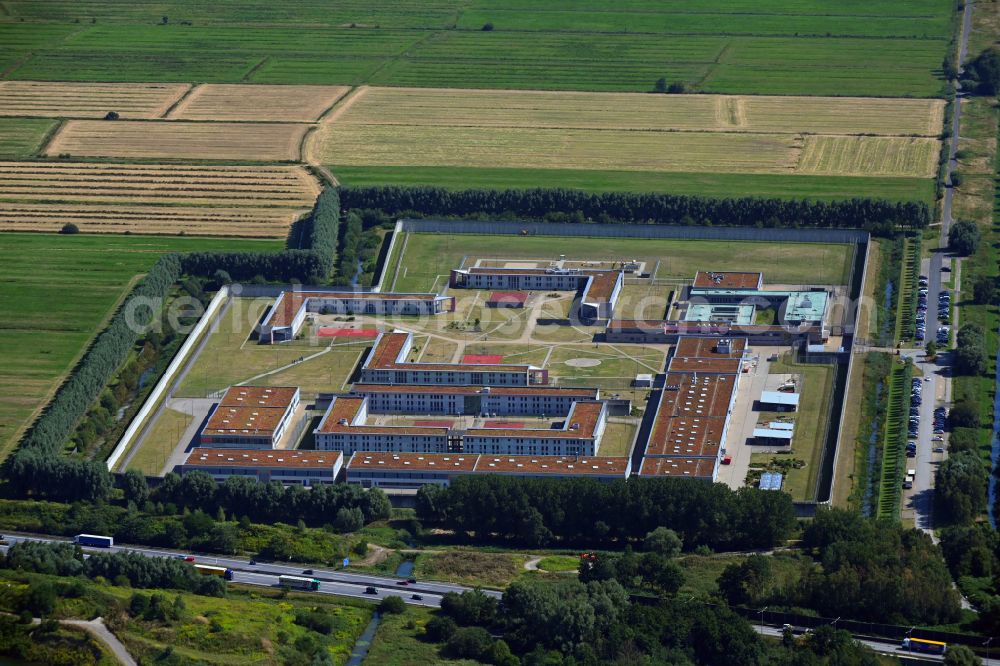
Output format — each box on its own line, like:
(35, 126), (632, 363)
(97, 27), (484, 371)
(365, 586), (377, 594)
(302, 569), (313, 575)
(932, 435), (944, 441)
(411, 594), (423, 601)
(184, 556), (195, 562)
(934, 447), (945, 453)
(396, 580), (409, 586)
(249, 559), (257, 565)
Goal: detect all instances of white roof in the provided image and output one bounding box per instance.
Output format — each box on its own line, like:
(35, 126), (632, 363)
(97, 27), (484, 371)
(635, 373), (653, 381)
(767, 422), (795, 431)
(760, 391), (800, 406)
(753, 428), (793, 440)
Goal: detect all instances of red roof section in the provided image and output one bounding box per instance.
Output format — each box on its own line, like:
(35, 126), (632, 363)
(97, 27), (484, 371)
(639, 457), (716, 478)
(183, 448), (342, 469)
(219, 386), (297, 409)
(692, 271), (763, 290)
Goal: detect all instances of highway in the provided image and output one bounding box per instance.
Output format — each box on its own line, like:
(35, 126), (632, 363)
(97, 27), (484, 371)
(1, 532), (501, 608)
(754, 624), (998, 665)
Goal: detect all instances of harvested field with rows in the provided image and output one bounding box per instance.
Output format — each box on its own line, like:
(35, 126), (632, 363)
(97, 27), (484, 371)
(797, 136), (940, 178)
(45, 120), (309, 161)
(332, 87), (944, 136)
(167, 83), (350, 122)
(0, 81), (190, 119)
(0, 161), (319, 236)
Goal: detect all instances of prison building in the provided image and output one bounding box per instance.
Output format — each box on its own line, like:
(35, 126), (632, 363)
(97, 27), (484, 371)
(667, 337), (747, 375)
(199, 386), (300, 448)
(344, 451), (630, 489)
(688, 271), (828, 330)
(313, 396), (450, 455)
(637, 456), (717, 480)
(604, 319), (826, 345)
(449, 267), (622, 320)
(472, 454), (630, 481)
(462, 400), (609, 457)
(175, 448), (343, 486)
(351, 384), (600, 416)
(259, 290), (455, 344)
(359, 331), (548, 386)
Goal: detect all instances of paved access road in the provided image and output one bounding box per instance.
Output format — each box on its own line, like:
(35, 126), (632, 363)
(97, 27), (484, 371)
(1, 532), (501, 608)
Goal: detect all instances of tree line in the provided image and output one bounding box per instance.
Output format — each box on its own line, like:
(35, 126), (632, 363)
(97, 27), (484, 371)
(416, 475), (796, 550)
(3, 540), (224, 597)
(428, 579), (886, 666)
(6, 253), (183, 501)
(341, 185), (930, 232)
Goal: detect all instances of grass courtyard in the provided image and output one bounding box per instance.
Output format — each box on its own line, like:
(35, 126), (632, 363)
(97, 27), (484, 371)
(175, 299), (370, 398)
(386, 233), (854, 294)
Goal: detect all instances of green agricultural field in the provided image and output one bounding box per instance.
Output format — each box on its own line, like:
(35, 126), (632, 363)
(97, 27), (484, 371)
(332, 167), (936, 205)
(388, 233), (854, 294)
(0, 118), (58, 158)
(0, 0), (953, 96)
(0, 233), (282, 460)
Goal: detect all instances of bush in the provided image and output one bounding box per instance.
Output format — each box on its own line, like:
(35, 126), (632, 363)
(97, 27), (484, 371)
(949, 400), (981, 429)
(59, 222), (79, 234)
(445, 626), (495, 660)
(481, 22), (494, 31)
(948, 219), (980, 256)
(378, 595), (406, 614)
(425, 615), (458, 642)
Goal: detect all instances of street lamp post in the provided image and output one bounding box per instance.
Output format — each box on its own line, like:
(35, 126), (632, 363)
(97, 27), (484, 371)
(759, 606), (768, 633)
(906, 627), (914, 655)
(985, 637), (993, 663)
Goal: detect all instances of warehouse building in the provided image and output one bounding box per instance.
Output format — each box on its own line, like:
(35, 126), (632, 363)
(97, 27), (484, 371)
(449, 266), (622, 320)
(199, 386), (300, 448)
(259, 289), (454, 344)
(359, 331), (548, 386)
(352, 384), (600, 416)
(175, 448), (343, 486)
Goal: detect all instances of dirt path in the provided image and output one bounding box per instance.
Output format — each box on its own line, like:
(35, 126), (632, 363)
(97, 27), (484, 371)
(524, 557), (542, 571)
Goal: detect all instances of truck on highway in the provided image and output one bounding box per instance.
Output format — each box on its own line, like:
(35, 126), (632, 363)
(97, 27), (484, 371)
(194, 564), (234, 580)
(901, 637), (946, 655)
(278, 575), (320, 591)
(74, 534), (113, 548)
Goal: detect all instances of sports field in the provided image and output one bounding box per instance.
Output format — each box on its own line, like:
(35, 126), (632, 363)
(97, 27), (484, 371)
(386, 233), (854, 294)
(0, 0), (953, 97)
(44, 120), (309, 161)
(0, 162), (319, 236)
(312, 87), (942, 178)
(0, 233), (283, 460)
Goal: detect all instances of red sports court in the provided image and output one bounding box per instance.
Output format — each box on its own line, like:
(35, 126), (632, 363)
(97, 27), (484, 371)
(462, 354), (504, 364)
(486, 291), (528, 308)
(317, 328), (379, 338)
(484, 421), (524, 428)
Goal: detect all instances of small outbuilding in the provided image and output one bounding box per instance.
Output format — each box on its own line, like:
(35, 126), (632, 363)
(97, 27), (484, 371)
(633, 373), (654, 388)
(758, 390), (800, 412)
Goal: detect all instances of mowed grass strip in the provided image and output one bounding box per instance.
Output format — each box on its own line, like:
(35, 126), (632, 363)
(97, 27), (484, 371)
(0, 161), (319, 236)
(0, 81), (191, 119)
(331, 166), (936, 204)
(0, 118), (58, 158)
(334, 87), (944, 136)
(0, 234), (284, 459)
(45, 120), (309, 161)
(167, 83), (350, 122)
(797, 135), (941, 178)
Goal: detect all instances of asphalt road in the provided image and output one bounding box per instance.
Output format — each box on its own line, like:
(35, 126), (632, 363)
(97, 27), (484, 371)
(1, 532), (501, 608)
(904, 0), (974, 534)
(754, 624), (997, 664)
